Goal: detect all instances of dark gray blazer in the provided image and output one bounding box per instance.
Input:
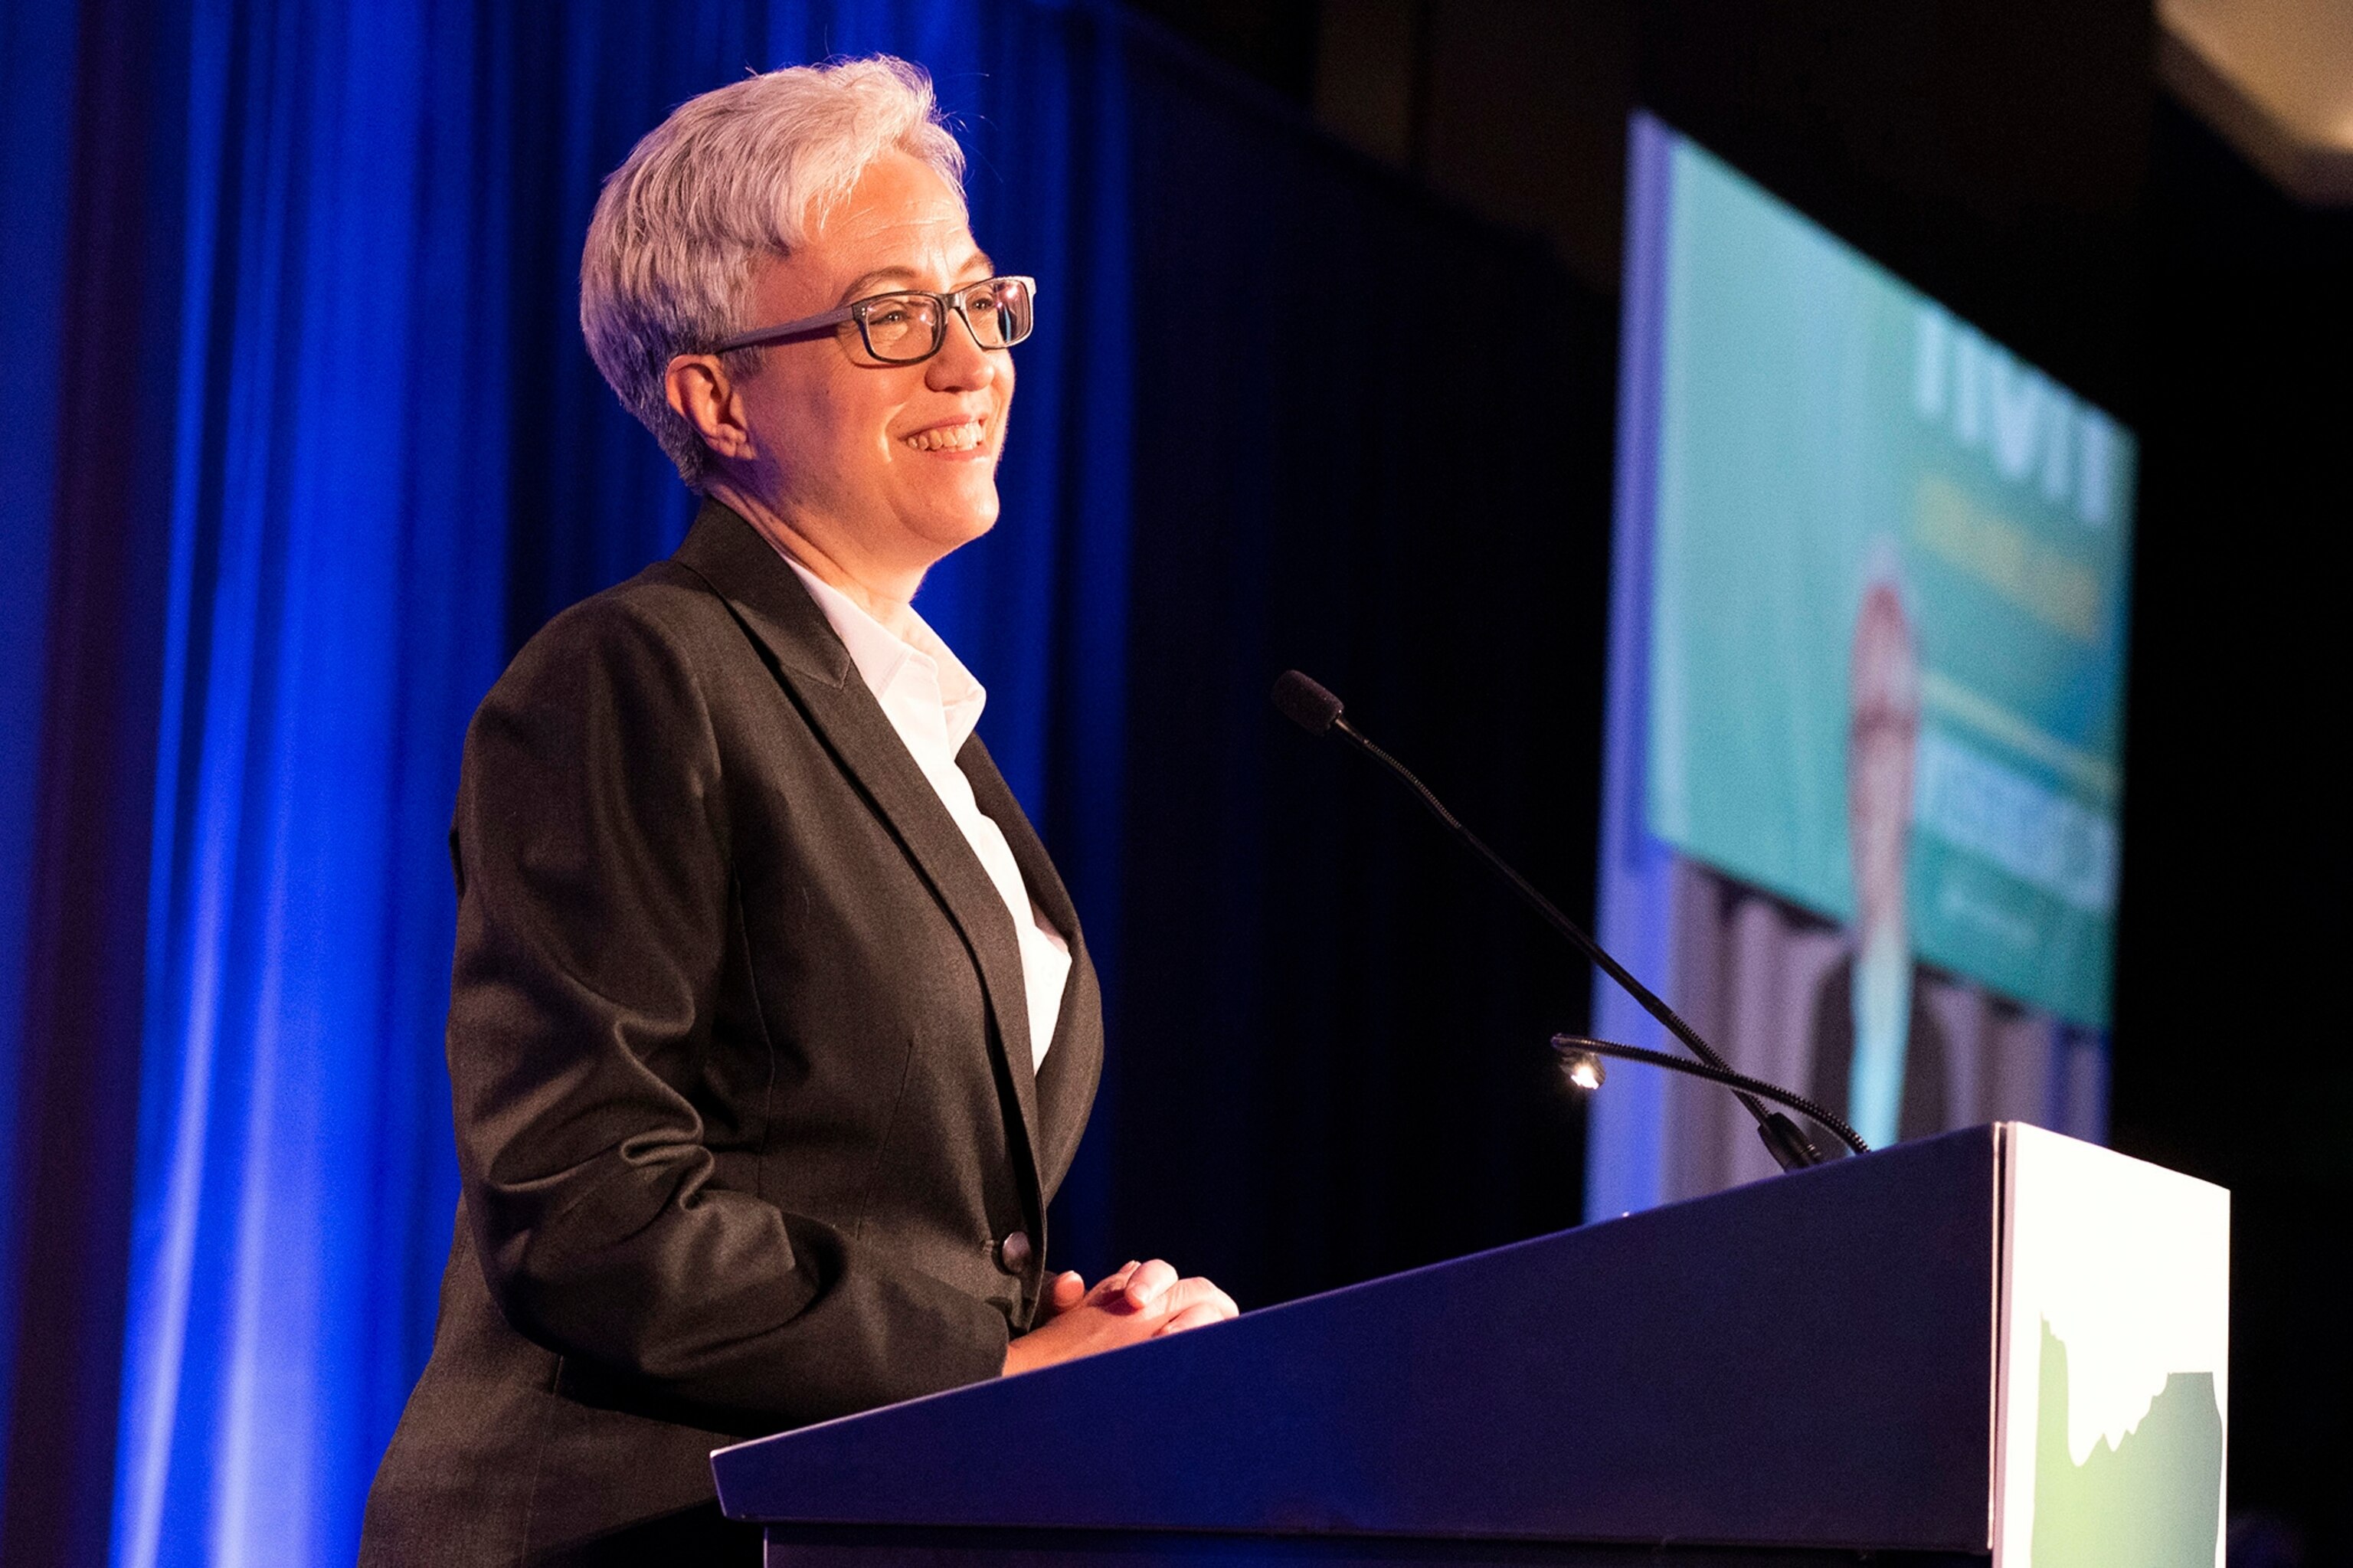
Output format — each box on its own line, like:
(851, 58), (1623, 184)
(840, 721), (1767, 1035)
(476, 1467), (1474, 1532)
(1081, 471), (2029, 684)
(361, 502), (1101, 1566)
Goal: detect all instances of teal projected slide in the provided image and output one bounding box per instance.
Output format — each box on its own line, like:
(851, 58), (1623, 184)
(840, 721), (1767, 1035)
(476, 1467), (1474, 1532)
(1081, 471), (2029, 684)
(1641, 130), (2136, 1026)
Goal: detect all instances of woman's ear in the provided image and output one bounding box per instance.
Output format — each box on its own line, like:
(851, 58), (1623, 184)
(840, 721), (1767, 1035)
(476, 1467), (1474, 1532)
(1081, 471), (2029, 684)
(666, 353), (758, 462)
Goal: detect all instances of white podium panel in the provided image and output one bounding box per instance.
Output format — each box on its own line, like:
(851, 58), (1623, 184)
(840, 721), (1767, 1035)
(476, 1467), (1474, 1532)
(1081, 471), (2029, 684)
(1995, 1124), (2229, 1568)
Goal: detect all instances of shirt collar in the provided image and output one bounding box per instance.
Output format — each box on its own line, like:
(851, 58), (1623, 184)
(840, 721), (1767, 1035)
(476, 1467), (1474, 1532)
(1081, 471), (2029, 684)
(774, 545), (987, 753)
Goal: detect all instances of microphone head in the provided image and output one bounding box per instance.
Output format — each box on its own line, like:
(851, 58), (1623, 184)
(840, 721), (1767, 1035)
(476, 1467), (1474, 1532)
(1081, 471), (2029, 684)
(1269, 670), (1345, 736)
(1559, 1049), (1606, 1092)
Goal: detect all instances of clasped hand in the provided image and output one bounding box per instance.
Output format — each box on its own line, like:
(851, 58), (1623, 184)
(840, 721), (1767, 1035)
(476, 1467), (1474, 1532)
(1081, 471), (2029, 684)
(1000, 1259), (1238, 1375)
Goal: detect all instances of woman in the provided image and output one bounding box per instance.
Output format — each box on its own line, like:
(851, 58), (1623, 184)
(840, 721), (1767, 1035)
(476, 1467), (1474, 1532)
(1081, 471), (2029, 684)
(362, 57), (1232, 1566)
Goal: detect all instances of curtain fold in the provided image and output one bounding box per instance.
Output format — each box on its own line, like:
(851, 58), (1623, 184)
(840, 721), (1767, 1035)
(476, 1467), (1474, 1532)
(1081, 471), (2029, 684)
(0, 0), (80, 1534)
(108, 2), (499, 1561)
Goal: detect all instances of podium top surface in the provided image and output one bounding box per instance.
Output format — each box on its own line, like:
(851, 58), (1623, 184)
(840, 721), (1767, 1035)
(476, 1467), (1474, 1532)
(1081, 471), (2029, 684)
(715, 1127), (2009, 1552)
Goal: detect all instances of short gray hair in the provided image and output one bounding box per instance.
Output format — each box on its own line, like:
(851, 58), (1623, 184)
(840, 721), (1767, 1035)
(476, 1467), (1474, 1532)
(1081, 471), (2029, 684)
(581, 56), (967, 489)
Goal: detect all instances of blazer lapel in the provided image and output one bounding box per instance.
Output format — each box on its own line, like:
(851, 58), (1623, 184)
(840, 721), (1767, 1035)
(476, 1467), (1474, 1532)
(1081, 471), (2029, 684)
(669, 503), (1045, 1208)
(958, 735), (1080, 938)
(959, 735), (1103, 1193)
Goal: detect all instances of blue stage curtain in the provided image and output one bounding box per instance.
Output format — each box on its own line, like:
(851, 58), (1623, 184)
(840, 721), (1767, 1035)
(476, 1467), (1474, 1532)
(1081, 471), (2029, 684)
(0, 2), (1135, 1561)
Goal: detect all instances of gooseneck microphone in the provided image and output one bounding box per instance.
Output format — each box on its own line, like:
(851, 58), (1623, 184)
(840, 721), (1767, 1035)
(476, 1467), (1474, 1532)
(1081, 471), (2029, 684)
(1269, 669), (1850, 1171)
(1549, 1036), (1870, 1158)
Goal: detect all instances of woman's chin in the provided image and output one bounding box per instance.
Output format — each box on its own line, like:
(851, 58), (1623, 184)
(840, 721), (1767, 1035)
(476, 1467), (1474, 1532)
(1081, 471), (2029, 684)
(906, 485), (1000, 550)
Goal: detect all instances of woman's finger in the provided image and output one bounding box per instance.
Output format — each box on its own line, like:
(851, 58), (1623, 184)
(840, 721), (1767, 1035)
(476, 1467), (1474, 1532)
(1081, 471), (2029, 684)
(1152, 1302), (1232, 1336)
(1038, 1270), (1087, 1318)
(1087, 1262), (1141, 1304)
(1121, 1258), (1180, 1309)
(1157, 1277), (1240, 1321)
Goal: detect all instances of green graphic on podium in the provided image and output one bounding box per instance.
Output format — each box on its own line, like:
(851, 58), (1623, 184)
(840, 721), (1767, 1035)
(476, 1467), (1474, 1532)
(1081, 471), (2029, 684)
(2031, 1318), (2221, 1567)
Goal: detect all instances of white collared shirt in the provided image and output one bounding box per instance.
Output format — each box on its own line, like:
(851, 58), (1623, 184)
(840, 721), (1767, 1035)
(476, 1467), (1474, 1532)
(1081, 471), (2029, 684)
(777, 550), (1072, 1069)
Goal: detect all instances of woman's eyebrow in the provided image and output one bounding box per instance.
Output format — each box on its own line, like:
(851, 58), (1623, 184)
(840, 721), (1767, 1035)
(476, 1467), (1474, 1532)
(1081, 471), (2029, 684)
(836, 253), (997, 303)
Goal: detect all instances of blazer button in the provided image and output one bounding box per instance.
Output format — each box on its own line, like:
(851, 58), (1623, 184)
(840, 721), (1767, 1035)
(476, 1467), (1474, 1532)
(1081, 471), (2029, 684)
(994, 1230), (1033, 1275)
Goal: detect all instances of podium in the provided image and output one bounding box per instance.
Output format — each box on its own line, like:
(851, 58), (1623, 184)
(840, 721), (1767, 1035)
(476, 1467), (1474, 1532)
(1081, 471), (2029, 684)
(713, 1124), (2227, 1566)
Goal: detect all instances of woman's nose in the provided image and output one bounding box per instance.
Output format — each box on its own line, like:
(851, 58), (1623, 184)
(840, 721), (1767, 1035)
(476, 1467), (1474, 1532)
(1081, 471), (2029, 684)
(925, 312), (1000, 391)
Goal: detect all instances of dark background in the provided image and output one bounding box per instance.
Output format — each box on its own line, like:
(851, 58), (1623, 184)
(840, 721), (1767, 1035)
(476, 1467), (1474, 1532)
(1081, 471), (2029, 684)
(1121, 1), (2349, 1559)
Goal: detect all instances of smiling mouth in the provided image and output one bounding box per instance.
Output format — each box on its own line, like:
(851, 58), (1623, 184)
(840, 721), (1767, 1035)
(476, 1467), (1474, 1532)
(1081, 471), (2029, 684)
(902, 419), (987, 453)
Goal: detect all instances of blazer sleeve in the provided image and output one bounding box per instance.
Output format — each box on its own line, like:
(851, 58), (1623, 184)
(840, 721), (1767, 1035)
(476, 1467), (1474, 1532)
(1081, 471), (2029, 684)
(444, 595), (1011, 1429)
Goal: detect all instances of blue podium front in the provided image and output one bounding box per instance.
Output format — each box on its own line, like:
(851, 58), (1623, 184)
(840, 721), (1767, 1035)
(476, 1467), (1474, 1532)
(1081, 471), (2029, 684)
(709, 1128), (2037, 1565)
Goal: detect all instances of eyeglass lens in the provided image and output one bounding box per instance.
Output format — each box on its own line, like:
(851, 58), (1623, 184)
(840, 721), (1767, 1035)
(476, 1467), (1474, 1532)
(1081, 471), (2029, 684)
(859, 279), (1033, 362)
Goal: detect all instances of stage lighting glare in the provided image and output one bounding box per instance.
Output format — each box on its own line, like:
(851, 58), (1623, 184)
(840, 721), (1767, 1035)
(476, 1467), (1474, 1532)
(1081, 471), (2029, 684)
(1559, 1050), (1605, 1092)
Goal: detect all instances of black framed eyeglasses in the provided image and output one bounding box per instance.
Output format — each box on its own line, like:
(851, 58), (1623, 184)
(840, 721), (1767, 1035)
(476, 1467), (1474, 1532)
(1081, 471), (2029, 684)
(712, 275), (1036, 365)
